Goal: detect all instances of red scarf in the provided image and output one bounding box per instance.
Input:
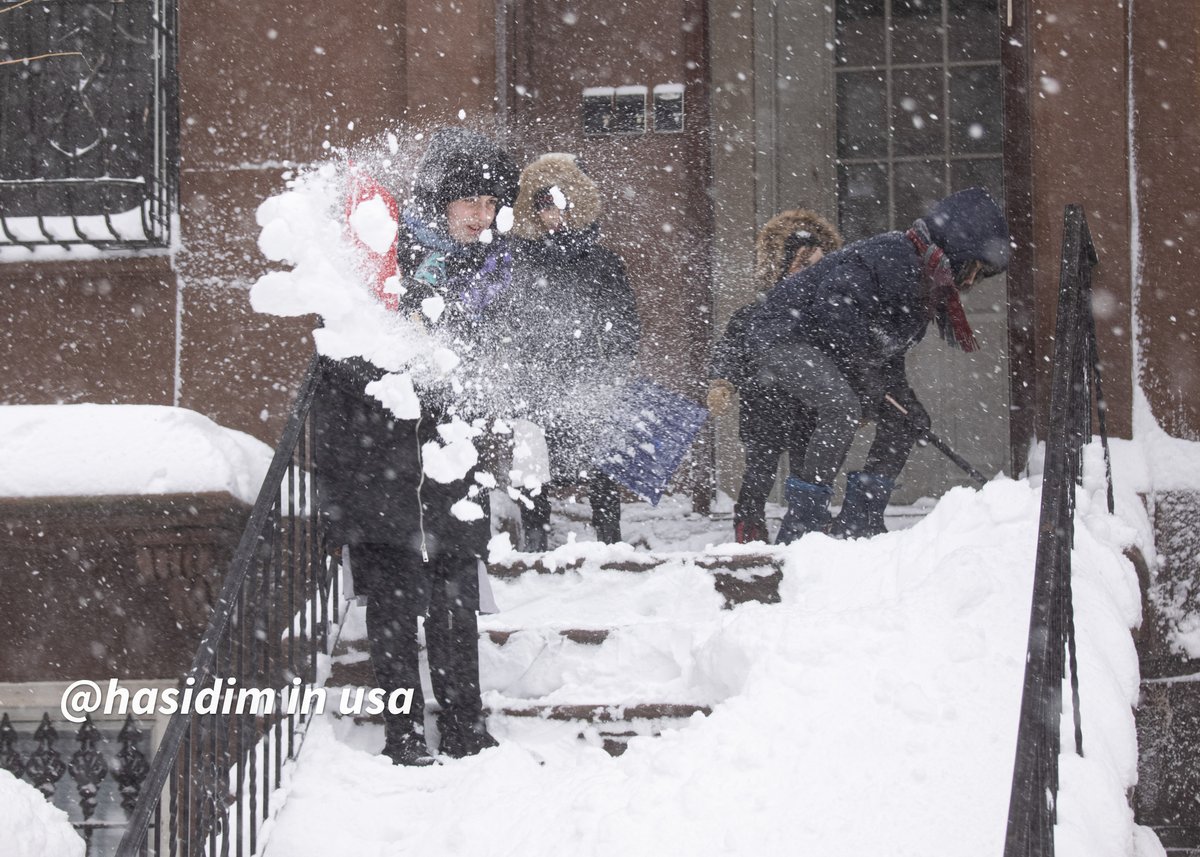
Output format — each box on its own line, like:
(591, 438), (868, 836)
(905, 227), (978, 352)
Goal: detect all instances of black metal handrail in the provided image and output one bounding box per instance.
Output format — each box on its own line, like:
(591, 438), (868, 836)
(114, 354), (339, 857)
(1003, 205), (1113, 857)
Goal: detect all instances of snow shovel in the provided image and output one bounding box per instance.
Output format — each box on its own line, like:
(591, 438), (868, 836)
(884, 394), (988, 487)
(598, 377), (709, 506)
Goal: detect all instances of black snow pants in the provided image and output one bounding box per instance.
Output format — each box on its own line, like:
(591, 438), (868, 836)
(522, 471), (623, 544)
(356, 543), (483, 745)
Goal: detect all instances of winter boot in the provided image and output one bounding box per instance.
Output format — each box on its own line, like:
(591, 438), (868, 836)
(383, 721), (437, 767)
(775, 478), (833, 545)
(828, 472), (895, 539)
(734, 515), (768, 544)
(593, 518), (622, 545)
(437, 710), (499, 758)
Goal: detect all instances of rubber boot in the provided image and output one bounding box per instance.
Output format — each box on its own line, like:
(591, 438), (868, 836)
(734, 515), (768, 544)
(437, 710), (499, 758)
(775, 478), (833, 545)
(383, 717), (437, 766)
(828, 471), (895, 539)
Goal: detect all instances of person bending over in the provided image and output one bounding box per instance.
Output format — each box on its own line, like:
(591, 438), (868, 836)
(747, 187), (1010, 543)
(708, 209), (843, 543)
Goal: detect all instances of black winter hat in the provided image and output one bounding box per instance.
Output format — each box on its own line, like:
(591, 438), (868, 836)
(924, 187), (1012, 278)
(410, 128), (520, 223)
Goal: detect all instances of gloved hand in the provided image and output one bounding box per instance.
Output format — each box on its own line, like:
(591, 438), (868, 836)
(882, 387), (931, 434)
(706, 379), (736, 416)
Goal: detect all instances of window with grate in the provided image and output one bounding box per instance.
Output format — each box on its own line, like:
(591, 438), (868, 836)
(834, 0), (1002, 241)
(0, 0), (178, 249)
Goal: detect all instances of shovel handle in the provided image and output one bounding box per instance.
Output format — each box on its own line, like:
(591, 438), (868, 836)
(883, 394), (988, 487)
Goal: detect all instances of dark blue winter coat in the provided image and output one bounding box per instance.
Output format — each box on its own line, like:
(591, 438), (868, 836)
(748, 187), (1010, 396)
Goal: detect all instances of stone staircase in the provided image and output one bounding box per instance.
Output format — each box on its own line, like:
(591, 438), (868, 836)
(327, 549), (783, 755)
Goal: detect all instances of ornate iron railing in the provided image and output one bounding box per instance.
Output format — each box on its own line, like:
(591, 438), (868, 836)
(0, 0), (179, 249)
(1003, 205), (1113, 856)
(0, 711), (150, 855)
(114, 355), (341, 857)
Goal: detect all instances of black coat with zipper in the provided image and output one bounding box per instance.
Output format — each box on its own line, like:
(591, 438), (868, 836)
(312, 354), (488, 558)
(503, 226), (639, 390)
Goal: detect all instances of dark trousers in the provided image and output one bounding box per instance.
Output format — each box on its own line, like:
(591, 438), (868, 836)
(756, 344), (861, 486)
(522, 471), (623, 543)
(756, 344), (922, 487)
(735, 387), (816, 524)
(356, 543), (483, 745)
(860, 397), (924, 482)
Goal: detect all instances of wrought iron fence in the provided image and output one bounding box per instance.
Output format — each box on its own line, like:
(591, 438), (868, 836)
(114, 355), (342, 857)
(1003, 205), (1114, 857)
(0, 711), (151, 855)
(0, 0), (179, 249)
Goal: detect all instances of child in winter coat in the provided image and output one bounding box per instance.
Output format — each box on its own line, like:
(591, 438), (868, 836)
(748, 187), (1011, 544)
(313, 128), (519, 766)
(708, 209), (843, 543)
(503, 152), (641, 549)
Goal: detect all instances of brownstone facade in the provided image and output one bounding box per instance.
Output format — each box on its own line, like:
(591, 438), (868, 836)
(0, 494), (248, 682)
(1, 0), (1195, 471)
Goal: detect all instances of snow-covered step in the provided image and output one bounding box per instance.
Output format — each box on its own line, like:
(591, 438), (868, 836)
(330, 700), (711, 757)
(329, 700), (709, 726)
(327, 628), (613, 687)
(488, 628), (609, 645)
(487, 550), (782, 608)
(496, 701), (710, 722)
(496, 702), (711, 756)
(325, 543), (774, 722)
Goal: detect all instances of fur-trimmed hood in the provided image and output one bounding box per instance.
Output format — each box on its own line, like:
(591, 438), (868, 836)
(511, 153), (603, 239)
(754, 209), (843, 288)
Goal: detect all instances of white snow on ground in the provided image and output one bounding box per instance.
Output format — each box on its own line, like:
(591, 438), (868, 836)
(1083, 394), (1200, 658)
(257, 460), (1162, 857)
(0, 404), (274, 504)
(0, 770), (84, 857)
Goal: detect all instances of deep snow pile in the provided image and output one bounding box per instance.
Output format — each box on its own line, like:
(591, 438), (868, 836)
(257, 470), (1161, 857)
(0, 404), (273, 504)
(0, 770), (84, 857)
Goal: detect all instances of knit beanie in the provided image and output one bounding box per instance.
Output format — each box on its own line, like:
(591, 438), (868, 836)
(409, 128), (520, 227)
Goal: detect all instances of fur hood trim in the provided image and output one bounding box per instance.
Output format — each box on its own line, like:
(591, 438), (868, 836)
(755, 209), (843, 288)
(511, 153), (603, 239)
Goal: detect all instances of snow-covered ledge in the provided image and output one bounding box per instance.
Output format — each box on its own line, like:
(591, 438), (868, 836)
(0, 404), (273, 504)
(0, 404), (276, 684)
